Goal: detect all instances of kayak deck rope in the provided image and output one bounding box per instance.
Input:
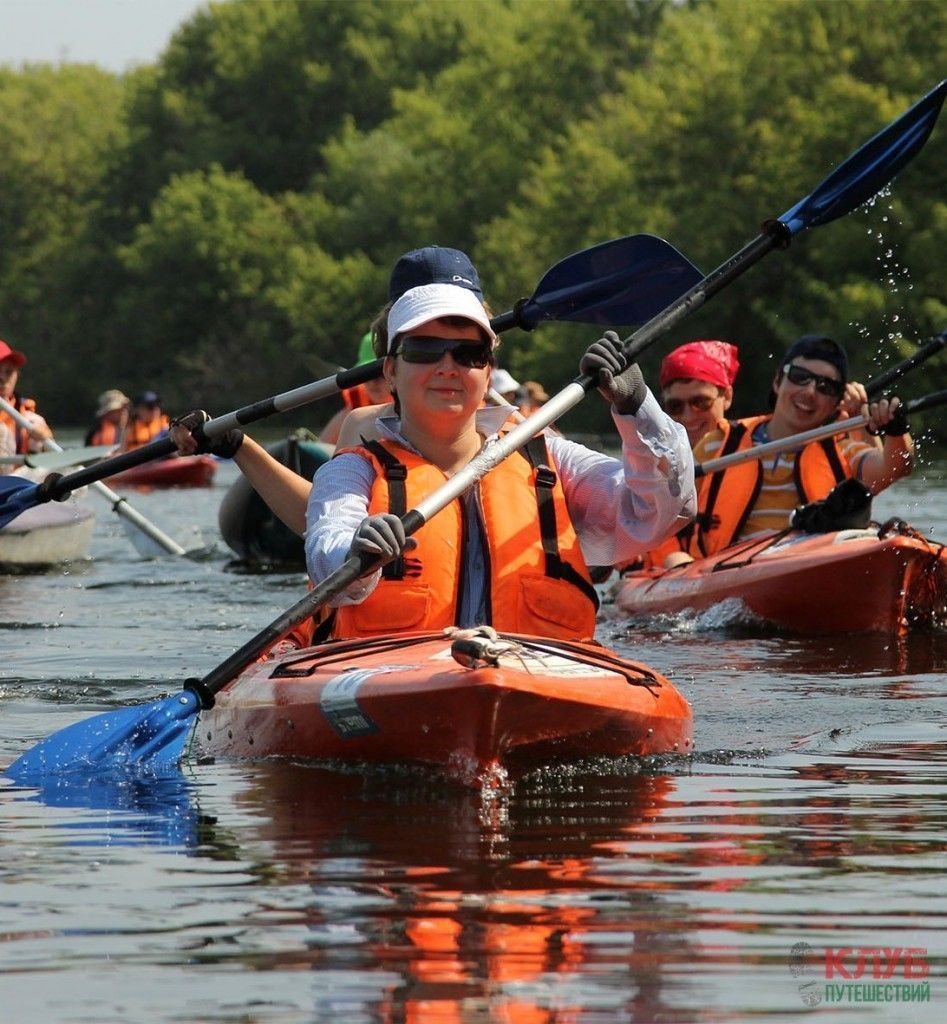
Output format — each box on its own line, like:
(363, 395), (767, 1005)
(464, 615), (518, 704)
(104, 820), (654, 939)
(268, 628), (661, 691)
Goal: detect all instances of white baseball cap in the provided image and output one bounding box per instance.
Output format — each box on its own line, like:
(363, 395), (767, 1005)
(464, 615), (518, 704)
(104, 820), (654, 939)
(387, 283), (495, 353)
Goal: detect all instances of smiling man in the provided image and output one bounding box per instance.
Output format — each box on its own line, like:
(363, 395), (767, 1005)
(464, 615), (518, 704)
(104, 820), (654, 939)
(659, 339), (740, 447)
(688, 334), (914, 556)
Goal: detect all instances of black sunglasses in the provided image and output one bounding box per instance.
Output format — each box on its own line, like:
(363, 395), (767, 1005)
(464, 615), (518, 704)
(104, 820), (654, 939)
(664, 393), (717, 416)
(392, 335), (493, 369)
(783, 363), (844, 398)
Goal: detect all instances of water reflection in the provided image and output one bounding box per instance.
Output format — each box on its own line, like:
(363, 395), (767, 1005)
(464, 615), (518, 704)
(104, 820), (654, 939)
(4, 769), (205, 848)
(201, 763), (697, 1023)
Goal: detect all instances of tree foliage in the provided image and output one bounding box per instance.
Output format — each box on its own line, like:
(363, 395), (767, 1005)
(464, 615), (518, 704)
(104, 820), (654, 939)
(0, 0), (943, 439)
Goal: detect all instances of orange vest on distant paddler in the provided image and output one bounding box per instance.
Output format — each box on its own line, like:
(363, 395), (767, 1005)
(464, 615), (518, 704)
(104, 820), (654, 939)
(0, 395), (38, 454)
(331, 435), (599, 641)
(123, 414), (169, 449)
(688, 414), (851, 557)
(85, 419), (122, 447)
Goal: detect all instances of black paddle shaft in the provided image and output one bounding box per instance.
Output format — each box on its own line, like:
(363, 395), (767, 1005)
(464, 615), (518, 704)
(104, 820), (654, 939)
(866, 332), (947, 398)
(621, 228), (789, 365)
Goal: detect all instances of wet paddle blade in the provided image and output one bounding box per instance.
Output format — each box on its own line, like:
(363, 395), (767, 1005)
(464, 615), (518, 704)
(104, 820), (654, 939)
(21, 445), (117, 471)
(779, 80), (947, 234)
(0, 476), (41, 528)
(517, 234), (703, 328)
(5, 690), (201, 781)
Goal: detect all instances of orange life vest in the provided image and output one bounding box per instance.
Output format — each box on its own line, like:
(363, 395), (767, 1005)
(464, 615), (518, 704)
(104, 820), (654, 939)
(342, 383), (372, 410)
(124, 414), (170, 449)
(330, 435), (599, 641)
(85, 419), (122, 447)
(0, 395), (39, 454)
(688, 414), (851, 557)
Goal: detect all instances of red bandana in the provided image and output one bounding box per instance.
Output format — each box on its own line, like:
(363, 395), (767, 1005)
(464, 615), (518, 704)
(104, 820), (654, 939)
(659, 340), (739, 390)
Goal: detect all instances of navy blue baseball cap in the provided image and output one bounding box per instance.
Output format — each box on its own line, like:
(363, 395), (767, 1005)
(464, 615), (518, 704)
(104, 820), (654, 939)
(388, 246), (483, 302)
(780, 334), (848, 384)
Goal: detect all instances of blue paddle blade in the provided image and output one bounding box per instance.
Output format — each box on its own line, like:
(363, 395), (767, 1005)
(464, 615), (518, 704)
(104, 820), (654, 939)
(518, 234), (703, 328)
(0, 475), (40, 528)
(5, 689), (201, 781)
(780, 80), (946, 235)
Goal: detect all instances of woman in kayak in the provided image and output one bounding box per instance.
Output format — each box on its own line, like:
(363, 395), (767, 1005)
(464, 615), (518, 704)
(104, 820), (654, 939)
(304, 280), (695, 641)
(687, 333), (913, 558)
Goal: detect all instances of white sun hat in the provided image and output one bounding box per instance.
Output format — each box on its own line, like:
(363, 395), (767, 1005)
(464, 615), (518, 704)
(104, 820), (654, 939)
(387, 283), (495, 352)
(490, 368), (520, 395)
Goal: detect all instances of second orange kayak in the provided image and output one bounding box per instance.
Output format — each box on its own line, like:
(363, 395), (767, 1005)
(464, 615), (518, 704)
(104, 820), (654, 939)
(614, 522), (947, 635)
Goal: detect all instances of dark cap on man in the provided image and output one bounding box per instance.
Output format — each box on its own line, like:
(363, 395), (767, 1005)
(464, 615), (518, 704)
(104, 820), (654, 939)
(389, 246), (483, 302)
(135, 390), (161, 407)
(781, 334), (848, 384)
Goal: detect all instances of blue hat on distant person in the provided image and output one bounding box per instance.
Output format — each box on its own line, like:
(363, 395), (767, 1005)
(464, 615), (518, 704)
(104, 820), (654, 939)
(389, 246), (483, 302)
(135, 390), (161, 407)
(780, 334), (848, 384)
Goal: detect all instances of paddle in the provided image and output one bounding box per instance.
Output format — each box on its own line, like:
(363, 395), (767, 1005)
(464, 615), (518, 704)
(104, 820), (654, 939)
(695, 389), (947, 478)
(7, 84), (945, 781)
(0, 233), (702, 532)
(0, 397), (186, 556)
(0, 445), (116, 472)
(865, 330), (947, 399)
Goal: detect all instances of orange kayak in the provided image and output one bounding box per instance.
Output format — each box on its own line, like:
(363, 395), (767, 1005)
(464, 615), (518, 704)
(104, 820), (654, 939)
(193, 631), (694, 786)
(614, 523), (947, 636)
(109, 454), (217, 488)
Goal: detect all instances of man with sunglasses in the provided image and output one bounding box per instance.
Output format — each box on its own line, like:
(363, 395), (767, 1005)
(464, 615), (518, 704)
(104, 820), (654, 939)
(686, 334), (913, 558)
(621, 339), (740, 570)
(304, 280), (695, 642)
(660, 339), (740, 448)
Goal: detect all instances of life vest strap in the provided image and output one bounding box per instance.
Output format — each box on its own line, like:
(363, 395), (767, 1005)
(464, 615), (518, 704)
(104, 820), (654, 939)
(363, 439), (408, 580)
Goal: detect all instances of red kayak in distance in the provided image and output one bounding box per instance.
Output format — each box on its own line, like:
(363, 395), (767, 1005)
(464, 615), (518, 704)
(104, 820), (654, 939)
(192, 630), (694, 787)
(108, 454), (217, 489)
(613, 521), (947, 636)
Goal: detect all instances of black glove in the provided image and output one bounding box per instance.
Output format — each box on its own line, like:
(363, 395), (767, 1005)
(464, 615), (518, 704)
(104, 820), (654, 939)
(349, 513), (416, 564)
(579, 331), (647, 414)
(878, 401), (911, 437)
(790, 479), (872, 534)
(170, 409), (244, 458)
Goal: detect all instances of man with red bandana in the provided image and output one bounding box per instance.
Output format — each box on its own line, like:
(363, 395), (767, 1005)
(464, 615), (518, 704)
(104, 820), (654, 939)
(624, 340), (740, 569)
(659, 339), (741, 448)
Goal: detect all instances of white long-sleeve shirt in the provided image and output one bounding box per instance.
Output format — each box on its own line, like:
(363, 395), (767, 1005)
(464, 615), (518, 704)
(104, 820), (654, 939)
(305, 391), (695, 610)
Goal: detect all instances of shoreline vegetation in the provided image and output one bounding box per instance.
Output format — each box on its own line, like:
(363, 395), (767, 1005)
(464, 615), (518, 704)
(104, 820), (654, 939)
(1, 0), (944, 437)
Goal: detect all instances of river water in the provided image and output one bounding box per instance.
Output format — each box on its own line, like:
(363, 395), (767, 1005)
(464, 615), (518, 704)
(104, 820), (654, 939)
(1, 448), (945, 1023)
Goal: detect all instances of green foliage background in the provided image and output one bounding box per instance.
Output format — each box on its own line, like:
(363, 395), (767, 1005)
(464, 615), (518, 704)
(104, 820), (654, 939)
(0, 0), (944, 436)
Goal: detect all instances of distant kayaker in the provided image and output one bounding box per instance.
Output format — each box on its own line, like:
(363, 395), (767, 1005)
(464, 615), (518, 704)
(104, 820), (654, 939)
(686, 334), (913, 557)
(304, 278), (695, 642)
(490, 366), (520, 404)
(85, 389), (130, 447)
(0, 338), (53, 454)
(123, 390), (170, 449)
